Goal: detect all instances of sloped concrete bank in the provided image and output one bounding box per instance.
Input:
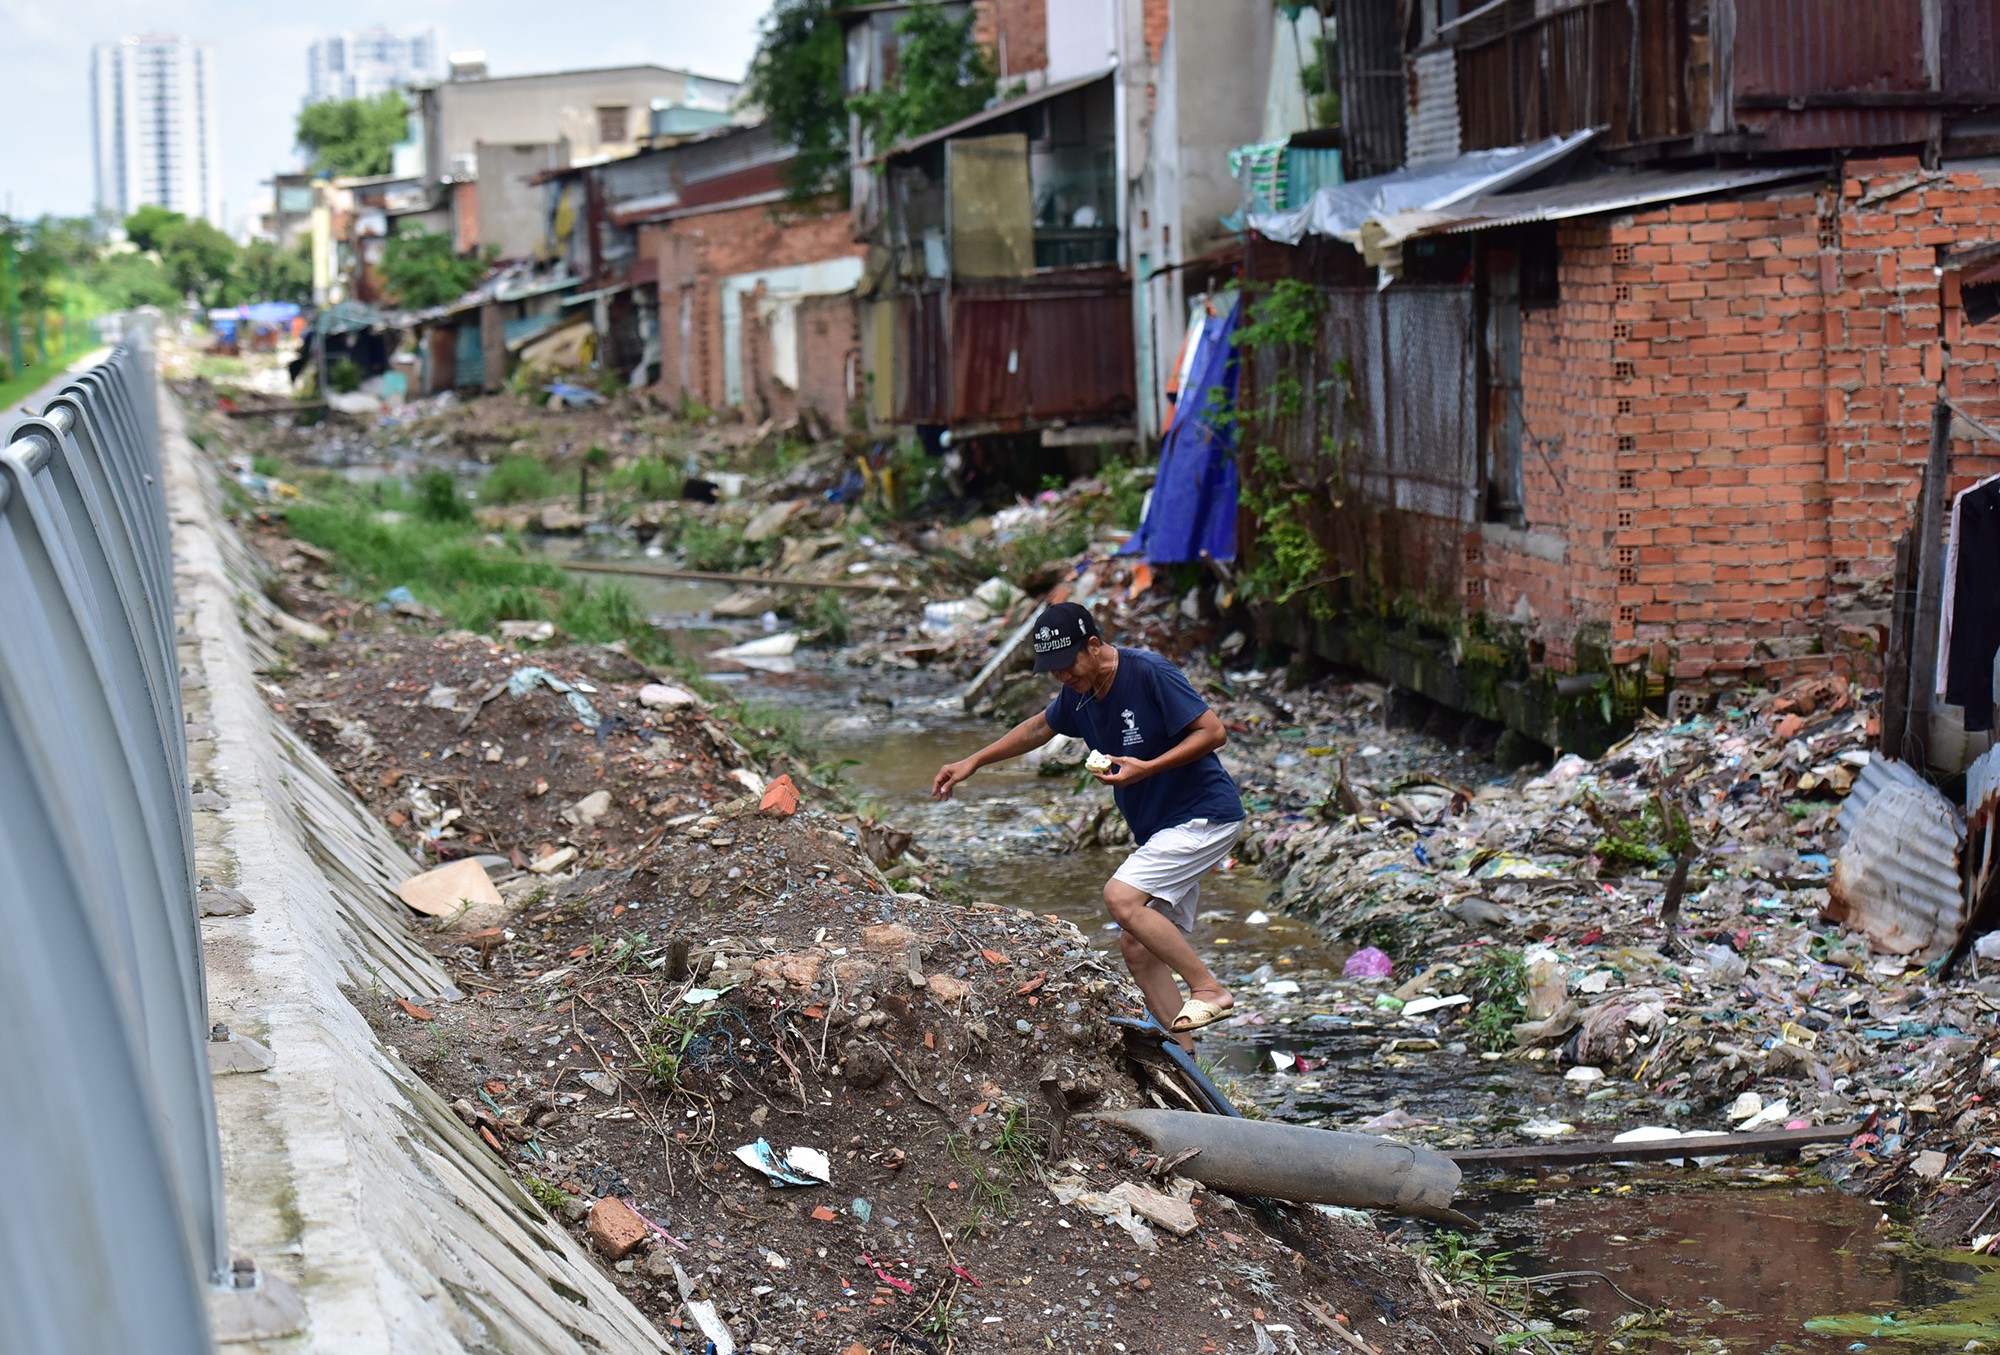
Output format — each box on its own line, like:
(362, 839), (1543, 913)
(166, 389), (670, 1352)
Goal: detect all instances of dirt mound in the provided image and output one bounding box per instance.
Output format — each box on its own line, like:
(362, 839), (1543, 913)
(260, 586), (1496, 1352)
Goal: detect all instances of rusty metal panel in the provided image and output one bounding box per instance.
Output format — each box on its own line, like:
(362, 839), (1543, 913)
(1827, 756), (1967, 957)
(1405, 48), (1462, 168)
(1730, 0), (1930, 148)
(1333, 0), (1408, 178)
(948, 270), (1134, 425)
(1240, 282), (1476, 616)
(1942, 0), (2000, 95)
(1454, 1), (1637, 150)
(898, 289), (949, 424)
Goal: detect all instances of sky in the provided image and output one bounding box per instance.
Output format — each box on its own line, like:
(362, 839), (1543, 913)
(0, 0), (774, 231)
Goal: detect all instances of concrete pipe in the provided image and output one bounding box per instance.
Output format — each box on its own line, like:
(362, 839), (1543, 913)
(1087, 1108), (1467, 1222)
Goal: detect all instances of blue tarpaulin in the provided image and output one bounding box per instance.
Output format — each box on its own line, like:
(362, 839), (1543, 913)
(1123, 294), (1241, 564)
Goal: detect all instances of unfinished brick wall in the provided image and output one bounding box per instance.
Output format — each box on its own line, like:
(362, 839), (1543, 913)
(973, 0), (1048, 78)
(641, 201), (862, 426)
(1468, 159), (2000, 693)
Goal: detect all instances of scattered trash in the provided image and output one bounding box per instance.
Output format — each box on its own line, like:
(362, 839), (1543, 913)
(507, 666), (600, 731)
(396, 858), (503, 919)
(637, 682), (698, 710)
(713, 633), (800, 660)
(497, 619), (557, 643)
(733, 1140), (831, 1188)
(1342, 947), (1393, 979)
(526, 846), (578, 875)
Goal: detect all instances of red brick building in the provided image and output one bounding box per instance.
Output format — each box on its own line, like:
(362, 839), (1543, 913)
(639, 201), (863, 429)
(1243, 1), (2000, 752)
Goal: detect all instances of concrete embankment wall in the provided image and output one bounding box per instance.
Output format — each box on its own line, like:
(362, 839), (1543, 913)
(166, 388), (669, 1352)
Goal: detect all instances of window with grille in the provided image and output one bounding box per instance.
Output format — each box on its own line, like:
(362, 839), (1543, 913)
(597, 105), (630, 143)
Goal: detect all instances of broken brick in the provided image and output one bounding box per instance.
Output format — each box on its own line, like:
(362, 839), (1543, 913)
(587, 1197), (649, 1259)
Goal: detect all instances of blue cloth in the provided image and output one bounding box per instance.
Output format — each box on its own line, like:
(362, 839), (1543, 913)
(1123, 295), (1241, 564)
(1044, 648), (1244, 846)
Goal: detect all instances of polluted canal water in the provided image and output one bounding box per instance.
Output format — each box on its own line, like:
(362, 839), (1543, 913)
(697, 640), (2000, 1354)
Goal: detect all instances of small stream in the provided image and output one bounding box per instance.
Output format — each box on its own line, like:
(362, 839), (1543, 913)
(550, 549), (2000, 1353)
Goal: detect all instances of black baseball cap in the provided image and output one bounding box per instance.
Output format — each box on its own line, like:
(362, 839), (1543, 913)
(1031, 601), (1101, 673)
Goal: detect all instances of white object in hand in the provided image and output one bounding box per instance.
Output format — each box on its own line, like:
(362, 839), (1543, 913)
(1086, 751), (1114, 774)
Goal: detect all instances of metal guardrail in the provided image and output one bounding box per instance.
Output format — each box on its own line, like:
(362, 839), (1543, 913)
(0, 324), (224, 1353)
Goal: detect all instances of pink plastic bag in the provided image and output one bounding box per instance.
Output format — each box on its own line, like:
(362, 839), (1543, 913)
(1343, 946), (1393, 979)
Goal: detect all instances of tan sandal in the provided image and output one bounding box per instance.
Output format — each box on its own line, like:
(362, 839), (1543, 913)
(1169, 998), (1235, 1033)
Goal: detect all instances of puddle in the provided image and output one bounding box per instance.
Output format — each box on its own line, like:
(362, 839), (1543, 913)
(1438, 1171), (2000, 1353)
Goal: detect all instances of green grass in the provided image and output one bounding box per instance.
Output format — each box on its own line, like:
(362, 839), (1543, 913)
(479, 454), (559, 504)
(607, 456), (683, 502)
(280, 482), (678, 664)
(0, 340), (103, 411)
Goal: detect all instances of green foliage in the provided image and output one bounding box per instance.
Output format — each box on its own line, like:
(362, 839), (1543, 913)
(329, 357), (364, 393)
(225, 239), (312, 305)
(1298, 35), (1341, 130)
(607, 457), (683, 501)
(675, 517), (753, 571)
(122, 206), (186, 254)
(804, 590), (851, 644)
(280, 492), (676, 666)
(480, 454), (559, 504)
(521, 1174), (576, 1216)
(1231, 281), (1352, 619)
(90, 250), (180, 309)
(748, 0), (857, 202)
(296, 92), (408, 178)
(415, 469), (471, 523)
(639, 1003), (715, 1088)
(848, 2), (998, 151)
(1584, 791), (1694, 872)
(158, 218), (239, 305)
(379, 229), (486, 310)
(1463, 948), (1528, 1052)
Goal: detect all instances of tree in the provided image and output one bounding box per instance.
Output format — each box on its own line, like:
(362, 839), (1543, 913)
(123, 205), (186, 253)
(379, 229), (486, 309)
(90, 250), (180, 310)
(748, 0), (856, 202)
(158, 219), (238, 305)
(750, 0), (1000, 204)
(297, 92), (408, 178)
(847, 2), (997, 153)
(225, 239), (312, 305)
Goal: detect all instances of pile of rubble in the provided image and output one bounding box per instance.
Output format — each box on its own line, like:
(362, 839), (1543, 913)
(1219, 671), (2000, 1251)
(242, 529), (1501, 1352)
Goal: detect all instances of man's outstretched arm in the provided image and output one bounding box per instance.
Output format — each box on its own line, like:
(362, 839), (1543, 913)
(932, 711), (1058, 799)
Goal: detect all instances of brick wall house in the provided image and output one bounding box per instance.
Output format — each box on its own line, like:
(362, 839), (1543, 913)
(639, 201), (863, 429)
(1247, 156), (2000, 741)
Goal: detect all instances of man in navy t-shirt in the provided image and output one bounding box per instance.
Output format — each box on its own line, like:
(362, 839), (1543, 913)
(933, 602), (1245, 1047)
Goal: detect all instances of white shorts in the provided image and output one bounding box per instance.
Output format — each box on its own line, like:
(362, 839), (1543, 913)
(1111, 817), (1243, 933)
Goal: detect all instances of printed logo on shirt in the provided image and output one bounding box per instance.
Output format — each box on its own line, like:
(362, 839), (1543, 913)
(1120, 708), (1142, 746)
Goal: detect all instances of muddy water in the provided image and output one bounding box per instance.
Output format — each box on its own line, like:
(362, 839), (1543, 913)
(634, 617), (2000, 1353)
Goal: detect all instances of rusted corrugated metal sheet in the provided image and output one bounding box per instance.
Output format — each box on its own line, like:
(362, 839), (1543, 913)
(1942, 0), (2000, 95)
(1827, 756), (1967, 957)
(1237, 282), (1476, 616)
(1730, 0), (1930, 149)
(1405, 48), (1462, 168)
(947, 271), (1134, 425)
(1455, 1), (1637, 151)
(898, 289), (948, 424)
(1333, 0), (1407, 178)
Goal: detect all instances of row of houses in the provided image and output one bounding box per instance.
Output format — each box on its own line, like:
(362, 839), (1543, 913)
(305, 1), (2000, 765)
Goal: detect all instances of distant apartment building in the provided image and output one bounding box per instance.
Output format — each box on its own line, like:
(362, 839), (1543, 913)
(306, 27), (438, 105)
(91, 34), (224, 226)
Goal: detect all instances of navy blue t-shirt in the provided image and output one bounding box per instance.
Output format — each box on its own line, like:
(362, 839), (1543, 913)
(1044, 648), (1244, 846)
